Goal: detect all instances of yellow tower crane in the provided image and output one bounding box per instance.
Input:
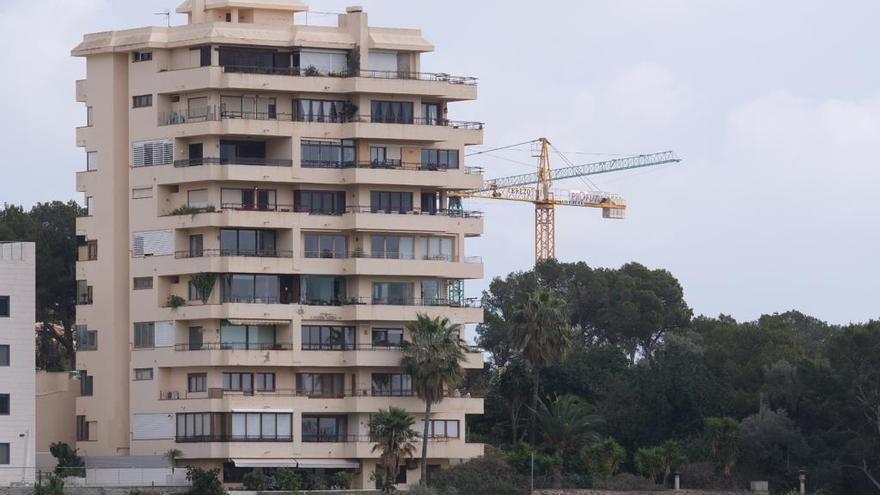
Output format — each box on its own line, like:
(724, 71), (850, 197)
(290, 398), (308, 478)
(452, 138), (681, 262)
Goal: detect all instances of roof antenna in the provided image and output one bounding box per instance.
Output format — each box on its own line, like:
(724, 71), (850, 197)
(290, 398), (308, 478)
(154, 8), (171, 27)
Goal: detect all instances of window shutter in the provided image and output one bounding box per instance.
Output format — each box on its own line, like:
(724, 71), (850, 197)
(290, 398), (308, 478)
(132, 230), (172, 257)
(155, 321), (174, 347)
(132, 140), (173, 167)
(132, 414), (174, 440)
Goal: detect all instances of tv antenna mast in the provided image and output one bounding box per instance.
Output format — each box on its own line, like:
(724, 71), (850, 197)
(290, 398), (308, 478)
(154, 8), (171, 27)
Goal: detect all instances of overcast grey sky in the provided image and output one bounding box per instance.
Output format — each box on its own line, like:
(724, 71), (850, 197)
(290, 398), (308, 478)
(1, 0), (878, 325)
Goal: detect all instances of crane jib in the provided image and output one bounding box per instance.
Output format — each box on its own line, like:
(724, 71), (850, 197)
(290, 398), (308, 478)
(468, 151), (680, 193)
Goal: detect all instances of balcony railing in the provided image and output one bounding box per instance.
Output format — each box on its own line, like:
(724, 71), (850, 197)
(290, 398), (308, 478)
(301, 159), (472, 173)
(202, 295), (480, 308)
(219, 64), (477, 85)
(159, 107), (484, 130)
(175, 434), (292, 443)
(174, 249), (294, 259)
(216, 203), (484, 218)
(173, 342), (294, 351)
(173, 157), (293, 167)
(160, 387), (482, 401)
(304, 251), (474, 263)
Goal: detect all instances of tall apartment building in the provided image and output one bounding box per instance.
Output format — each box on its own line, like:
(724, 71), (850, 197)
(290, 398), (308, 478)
(72, 1), (484, 488)
(0, 242), (36, 485)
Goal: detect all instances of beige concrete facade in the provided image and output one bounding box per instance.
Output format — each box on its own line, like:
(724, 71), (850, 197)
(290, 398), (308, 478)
(34, 372), (78, 469)
(72, 0), (484, 488)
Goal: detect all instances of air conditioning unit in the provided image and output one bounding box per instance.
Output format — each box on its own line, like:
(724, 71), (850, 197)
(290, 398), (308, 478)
(165, 391), (179, 400)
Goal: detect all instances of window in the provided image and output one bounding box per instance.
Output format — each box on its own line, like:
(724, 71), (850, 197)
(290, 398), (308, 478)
(77, 325), (97, 351)
(132, 94), (153, 108)
(422, 102), (440, 125)
(371, 373), (412, 397)
(132, 187), (153, 199)
(188, 373), (207, 393)
(421, 279), (443, 305)
(220, 274), (283, 305)
(301, 325), (355, 350)
(76, 280), (93, 305)
(296, 373), (345, 398)
(300, 139), (356, 167)
(0, 296), (9, 317)
(220, 229), (276, 257)
(420, 236), (454, 261)
(422, 419), (460, 438)
(0, 443), (7, 464)
(372, 282), (414, 305)
(294, 190), (346, 214)
(371, 235), (414, 260)
(0, 345), (8, 366)
(80, 371), (93, 396)
(176, 412), (212, 440)
(86, 240), (98, 260)
(221, 188), (277, 211)
(76, 416), (90, 442)
(220, 323), (276, 350)
(421, 149), (459, 170)
(303, 234), (347, 258)
(85, 196), (95, 216)
(199, 46), (211, 67)
(372, 328), (404, 348)
(86, 151), (98, 171)
(222, 372), (254, 392)
(133, 277), (153, 290)
(220, 139), (266, 164)
(134, 368), (154, 381)
(133, 322), (155, 348)
(294, 100), (349, 123)
(187, 234), (204, 258)
(132, 51), (153, 62)
(132, 140), (172, 167)
(188, 327), (204, 351)
(298, 49), (348, 75)
(187, 189), (209, 208)
(0, 394), (8, 415)
(256, 373), (275, 392)
(371, 100), (414, 124)
(187, 97), (209, 120)
(370, 191), (413, 213)
(301, 415), (347, 442)
(220, 95), (276, 120)
(86, 106), (93, 126)
(300, 276), (346, 305)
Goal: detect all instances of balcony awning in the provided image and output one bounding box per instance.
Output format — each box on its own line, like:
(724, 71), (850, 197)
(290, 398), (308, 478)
(232, 458), (360, 469)
(226, 318), (290, 326)
(295, 459), (361, 469)
(232, 459), (296, 468)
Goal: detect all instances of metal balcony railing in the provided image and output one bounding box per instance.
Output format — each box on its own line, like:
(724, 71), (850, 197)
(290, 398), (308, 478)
(173, 248), (293, 259)
(173, 157), (293, 167)
(159, 387), (482, 401)
(173, 342), (294, 351)
(219, 64), (477, 85)
(159, 107), (483, 130)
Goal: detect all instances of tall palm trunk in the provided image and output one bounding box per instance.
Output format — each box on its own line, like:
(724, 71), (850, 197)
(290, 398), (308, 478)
(529, 368), (540, 446)
(420, 400), (432, 485)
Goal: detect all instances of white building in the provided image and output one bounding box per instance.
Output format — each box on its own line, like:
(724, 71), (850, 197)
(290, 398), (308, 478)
(0, 242), (36, 485)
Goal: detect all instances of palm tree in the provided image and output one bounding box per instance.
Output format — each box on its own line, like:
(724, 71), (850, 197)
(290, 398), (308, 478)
(534, 394), (601, 488)
(511, 287), (574, 446)
(369, 406), (419, 493)
(401, 313), (467, 485)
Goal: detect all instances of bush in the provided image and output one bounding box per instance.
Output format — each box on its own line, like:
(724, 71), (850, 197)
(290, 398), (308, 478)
(242, 468), (266, 491)
(593, 473), (666, 491)
(431, 456), (529, 495)
(167, 294), (186, 309)
(275, 467), (303, 491)
(35, 475), (64, 495)
(502, 442), (556, 479)
(582, 437), (626, 479)
(332, 471), (353, 489)
(50, 441), (84, 477)
(186, 467), (226, 495)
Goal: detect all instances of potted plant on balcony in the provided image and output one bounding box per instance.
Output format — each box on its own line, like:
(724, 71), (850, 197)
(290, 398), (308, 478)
(190, 272), (216, 304)
(166, 295), (186, 310)
(352, 247), (365, 258)
(303, 65), (320, 77)
(342, 101), (358, 122)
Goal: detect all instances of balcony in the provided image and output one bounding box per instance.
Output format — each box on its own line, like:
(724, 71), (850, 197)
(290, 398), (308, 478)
(133, 342), (483, 369)
(76, 79), (87, 102)
(174, 248), (293, 260)
(154, 108), (483, 145)
(173, 157), (293, 168)
(154, 66), (478, 101)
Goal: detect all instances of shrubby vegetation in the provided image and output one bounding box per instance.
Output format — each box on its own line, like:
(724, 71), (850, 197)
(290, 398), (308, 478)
(468, 259), (880, 494)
